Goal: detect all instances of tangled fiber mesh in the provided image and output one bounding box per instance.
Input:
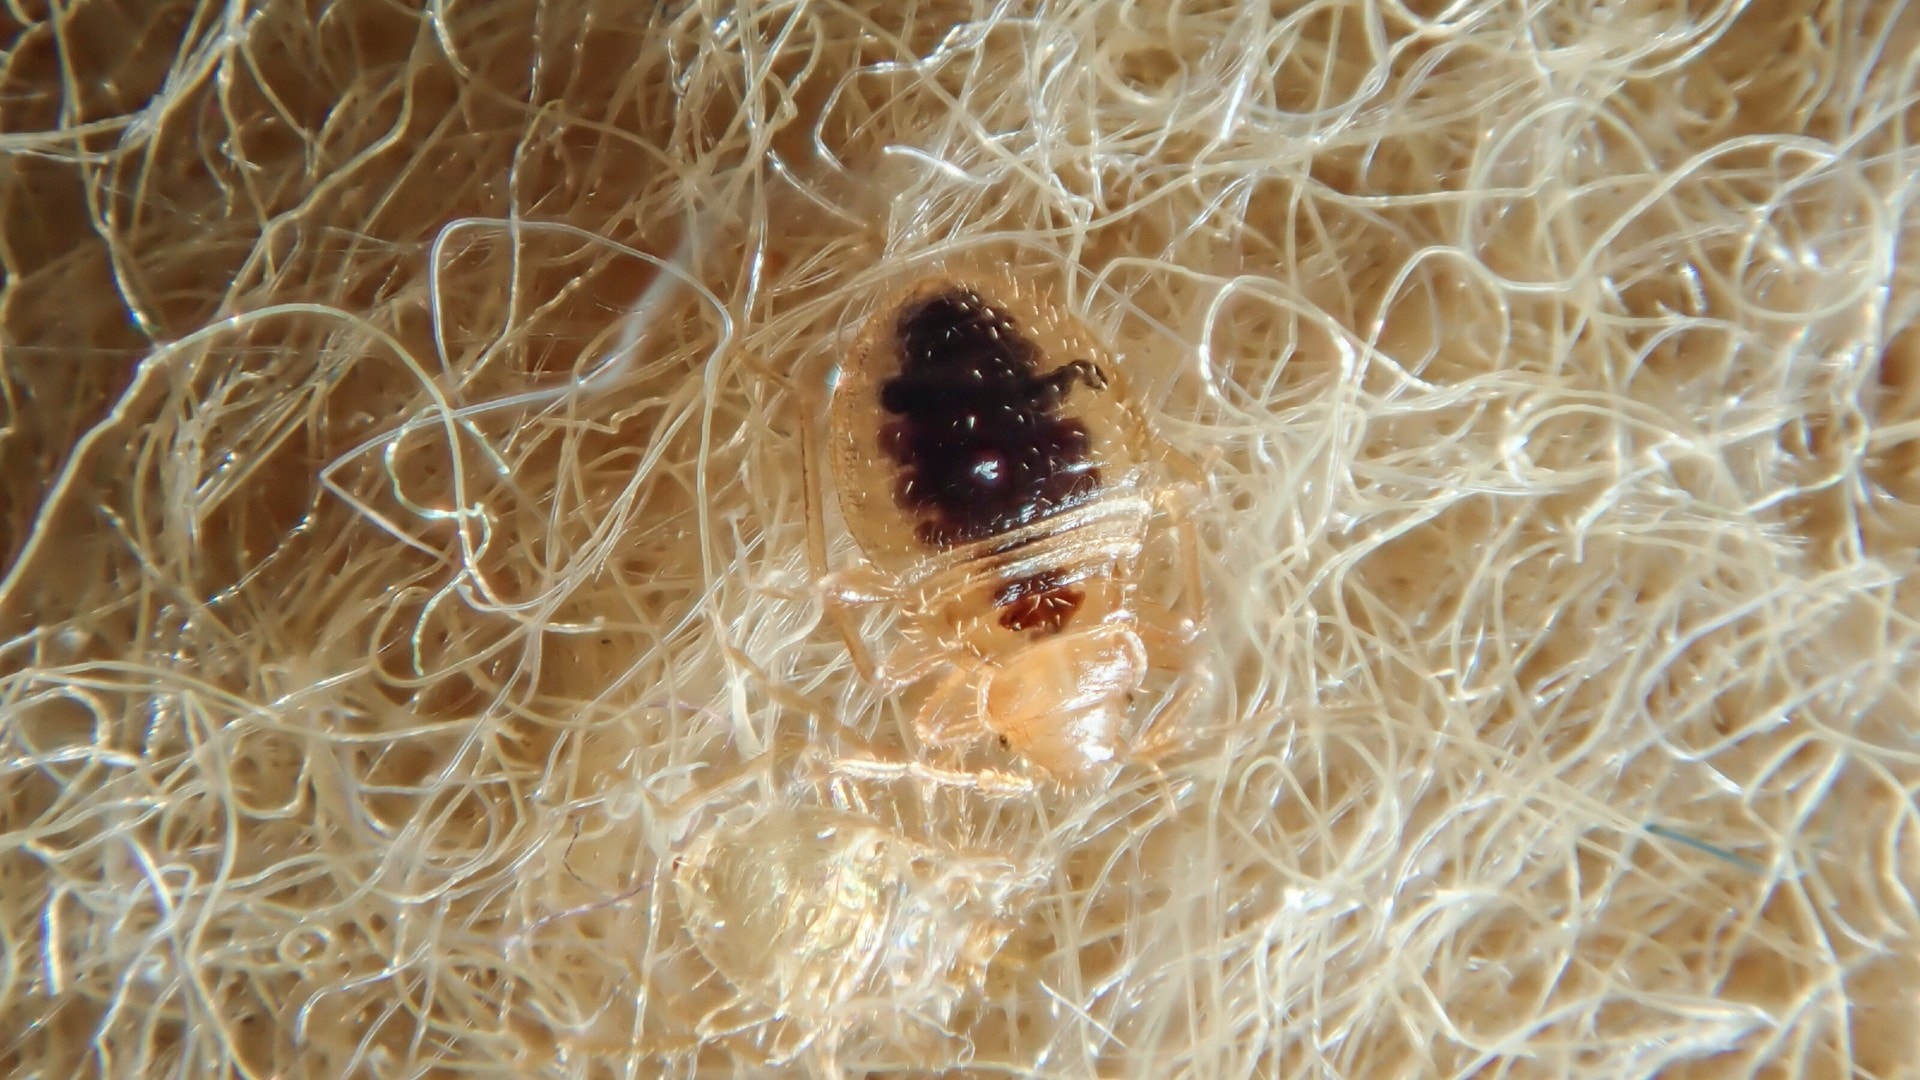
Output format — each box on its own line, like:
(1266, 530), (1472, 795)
(5, 0), (1920, 1075)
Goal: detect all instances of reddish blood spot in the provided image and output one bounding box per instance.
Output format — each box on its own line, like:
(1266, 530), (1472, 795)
(995, 572), (1086, 635)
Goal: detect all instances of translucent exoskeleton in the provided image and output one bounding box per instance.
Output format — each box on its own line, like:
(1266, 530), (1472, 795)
(672, 805), (1026, 1066)
(815, 266), (1210, 788)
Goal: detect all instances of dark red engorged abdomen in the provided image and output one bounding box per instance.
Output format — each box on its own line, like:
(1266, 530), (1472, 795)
(877, 288), (1103, 550)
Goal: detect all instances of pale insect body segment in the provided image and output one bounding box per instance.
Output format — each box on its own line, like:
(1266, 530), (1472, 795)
(826, 270), (1205, 784)
(673, 806), (1020, 1065)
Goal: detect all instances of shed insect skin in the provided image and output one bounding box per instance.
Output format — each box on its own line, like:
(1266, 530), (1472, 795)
(818, 268), (1208, 786)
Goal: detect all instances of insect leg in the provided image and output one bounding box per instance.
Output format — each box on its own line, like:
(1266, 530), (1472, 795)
(825, 754), (1036, 798)
(1128, 485), (1215, 769)
(1130, 665), (1211, 765)
(1152, 473), (1213, 638)
(820, 568), (965, 692)
(819, 563), (898, 685)
(798, 365), (835, 589)
(908, 664), (991, 748)
(1126, 605), (1214, 768)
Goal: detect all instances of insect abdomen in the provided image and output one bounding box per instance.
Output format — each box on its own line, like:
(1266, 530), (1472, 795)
(877, 288), (1107, 549)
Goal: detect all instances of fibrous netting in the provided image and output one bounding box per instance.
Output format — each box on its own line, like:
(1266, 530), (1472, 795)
(3, 0), (1920, 1075)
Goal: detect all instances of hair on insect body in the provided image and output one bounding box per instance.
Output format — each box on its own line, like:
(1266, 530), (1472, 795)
(813, 265), (1210, 788)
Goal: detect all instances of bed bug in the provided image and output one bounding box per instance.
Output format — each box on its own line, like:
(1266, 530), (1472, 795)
(816, 267), (1208, 786)
(673, 806), (1024, 1065)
